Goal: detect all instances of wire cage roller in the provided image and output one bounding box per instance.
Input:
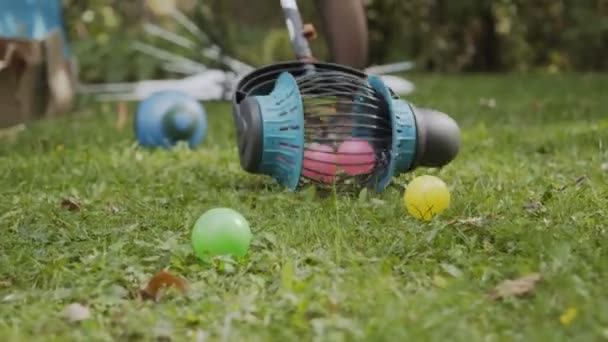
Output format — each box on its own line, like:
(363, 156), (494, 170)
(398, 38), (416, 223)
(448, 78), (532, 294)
(232, 61), (460, 192)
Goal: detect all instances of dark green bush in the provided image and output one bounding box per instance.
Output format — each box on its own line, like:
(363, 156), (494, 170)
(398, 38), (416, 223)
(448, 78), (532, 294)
(63, 0), (608, 83)
(366, 0), (608, 72)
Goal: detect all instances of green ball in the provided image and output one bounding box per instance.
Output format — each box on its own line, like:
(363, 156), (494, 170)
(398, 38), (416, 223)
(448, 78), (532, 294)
(191, 208), (252, 258)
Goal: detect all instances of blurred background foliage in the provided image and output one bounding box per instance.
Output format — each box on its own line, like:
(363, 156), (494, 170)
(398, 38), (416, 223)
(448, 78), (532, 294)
(367, 0), (608, 72)
(62, 0), (608, 83)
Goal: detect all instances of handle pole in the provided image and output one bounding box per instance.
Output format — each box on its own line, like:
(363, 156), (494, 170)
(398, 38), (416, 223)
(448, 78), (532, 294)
(280, 0), (314, 62)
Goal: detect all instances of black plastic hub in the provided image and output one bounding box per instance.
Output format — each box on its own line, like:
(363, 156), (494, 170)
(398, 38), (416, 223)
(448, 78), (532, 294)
(412, 107), (461, 168)
(233, 96), (263, 173)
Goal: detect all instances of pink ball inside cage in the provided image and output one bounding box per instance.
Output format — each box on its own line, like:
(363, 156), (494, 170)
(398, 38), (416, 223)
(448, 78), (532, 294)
(302, 143), (337, 183)
(336, 139), (376, 176)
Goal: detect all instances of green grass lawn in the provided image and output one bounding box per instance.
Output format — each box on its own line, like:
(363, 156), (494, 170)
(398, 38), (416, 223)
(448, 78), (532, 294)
(1, 73), (607, 341)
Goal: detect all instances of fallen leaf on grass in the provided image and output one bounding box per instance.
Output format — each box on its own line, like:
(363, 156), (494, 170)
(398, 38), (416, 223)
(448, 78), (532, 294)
(0, 279), (12, 288)
(61, 303), (91, 322)
(489, 273), (541, 300)
(61, 198), (81, 211)
(139, 271), (189, 302)
(602, 162), (608, 172)
(559, 307), (578, 326)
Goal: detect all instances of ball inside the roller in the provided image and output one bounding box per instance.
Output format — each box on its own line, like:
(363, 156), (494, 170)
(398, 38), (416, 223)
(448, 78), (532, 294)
(191, 208), (252, 258)
(337, 139), (376, 175)
(302, 143), (337, 183)
(403, 175), (451, 221)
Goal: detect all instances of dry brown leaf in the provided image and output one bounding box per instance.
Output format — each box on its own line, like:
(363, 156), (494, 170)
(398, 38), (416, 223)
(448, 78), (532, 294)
(61, 303), (91, 322)
(139, 271), (189, 302)
(489, 273), (541, 300)
(61, 198), (81, 211)
(0, 279), (12, 288)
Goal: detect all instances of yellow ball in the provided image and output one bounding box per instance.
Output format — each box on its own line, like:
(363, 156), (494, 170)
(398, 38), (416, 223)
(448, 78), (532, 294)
(404, 175), (451, 221)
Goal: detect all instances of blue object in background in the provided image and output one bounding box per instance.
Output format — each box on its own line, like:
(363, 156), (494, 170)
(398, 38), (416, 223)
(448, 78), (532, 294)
(135, 91), (208, 149)
(0, 0), (70, 55)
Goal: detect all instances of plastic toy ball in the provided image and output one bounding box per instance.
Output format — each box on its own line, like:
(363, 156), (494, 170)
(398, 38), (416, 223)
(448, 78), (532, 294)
(135, 90), (207, 149)
(403, 175), (451, 221)
(337, 139), (376, 176)
(191, 208), (252, 259)
(302, 143), (337, 183)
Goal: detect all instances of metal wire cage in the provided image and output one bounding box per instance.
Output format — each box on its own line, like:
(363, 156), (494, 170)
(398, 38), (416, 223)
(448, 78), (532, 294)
(232, 61), (424, 192)
(295, 69), (392, 189)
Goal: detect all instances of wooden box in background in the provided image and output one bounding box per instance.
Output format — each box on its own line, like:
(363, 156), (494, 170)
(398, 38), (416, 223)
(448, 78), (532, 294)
(0, 0), (75, 129)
